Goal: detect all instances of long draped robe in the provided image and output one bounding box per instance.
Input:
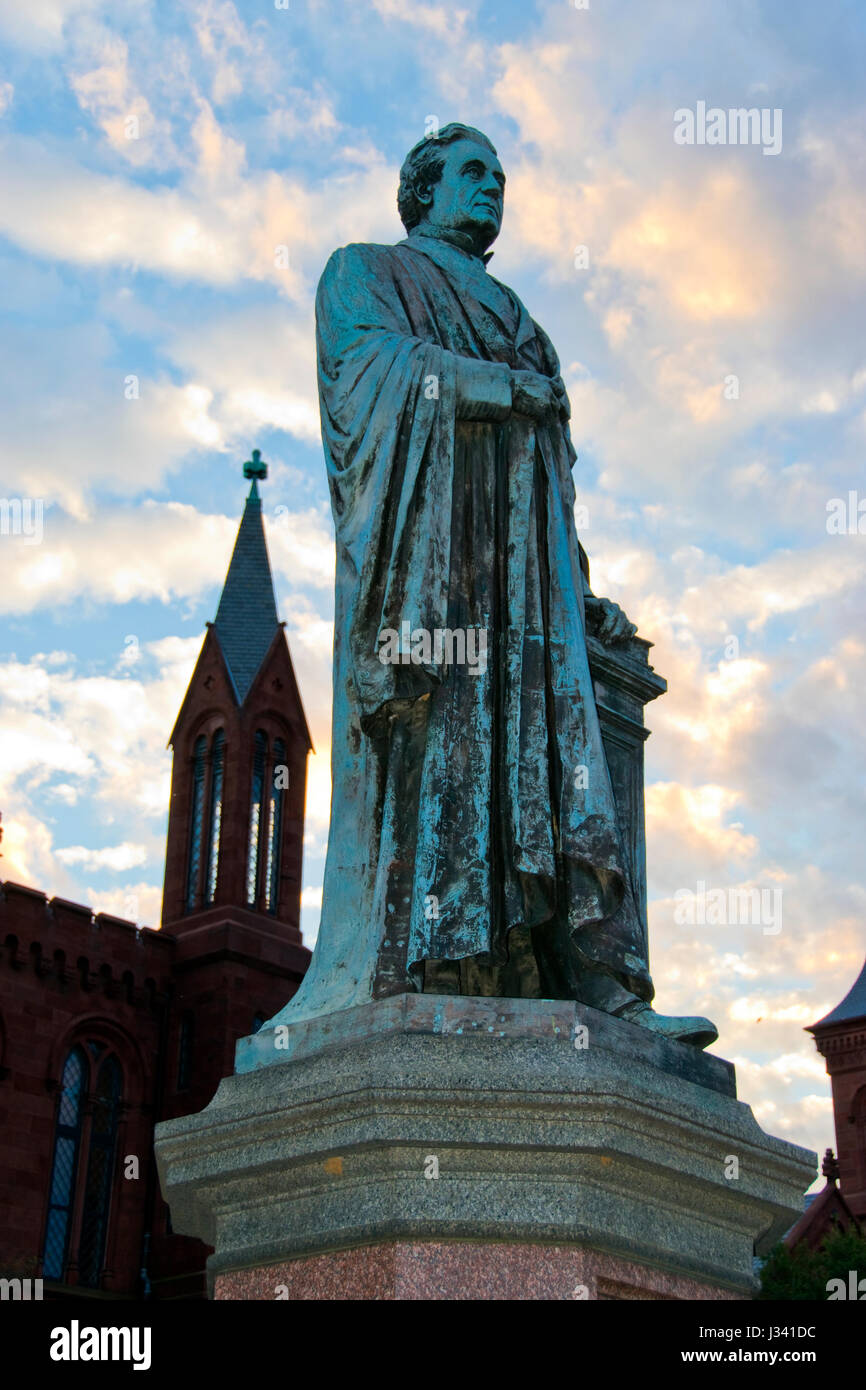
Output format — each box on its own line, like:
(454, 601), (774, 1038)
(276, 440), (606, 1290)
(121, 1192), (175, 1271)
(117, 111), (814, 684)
(275, 231), (653, 1024)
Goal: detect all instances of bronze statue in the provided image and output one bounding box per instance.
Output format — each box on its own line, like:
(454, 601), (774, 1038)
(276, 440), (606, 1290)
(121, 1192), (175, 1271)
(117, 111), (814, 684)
(275, 123), (717, 1048)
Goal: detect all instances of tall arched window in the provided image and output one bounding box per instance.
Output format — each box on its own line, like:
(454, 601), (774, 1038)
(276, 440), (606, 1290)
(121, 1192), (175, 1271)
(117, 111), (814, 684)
(43, 1043), (124, 1288)
(43, 1047), (86, 1280)
(246, 730), (268, 906)
(185, 734), (207, 912)
(265, 738), (287, 914)
(204, 728), (225, 905)
(78, 1051), (122, 1287)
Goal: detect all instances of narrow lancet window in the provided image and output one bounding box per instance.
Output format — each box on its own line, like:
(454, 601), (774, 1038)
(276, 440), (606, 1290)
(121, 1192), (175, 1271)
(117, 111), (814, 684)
(185, 734), (207, 912)
(204, 729), (225, 904)
(246, 730), (268, 906)
(43, 1047), (86, 1281)
(77, 1055), (122, 1288)
(265, 739), (287, 913)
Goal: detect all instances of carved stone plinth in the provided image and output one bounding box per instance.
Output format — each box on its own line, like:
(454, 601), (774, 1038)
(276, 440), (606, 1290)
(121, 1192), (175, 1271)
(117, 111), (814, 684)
(154, 996), (816, 1300)
(587, 630), (666, 960)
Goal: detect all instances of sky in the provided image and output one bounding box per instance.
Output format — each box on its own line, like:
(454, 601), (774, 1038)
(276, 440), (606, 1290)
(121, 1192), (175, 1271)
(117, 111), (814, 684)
(1, 0), (865, 1177)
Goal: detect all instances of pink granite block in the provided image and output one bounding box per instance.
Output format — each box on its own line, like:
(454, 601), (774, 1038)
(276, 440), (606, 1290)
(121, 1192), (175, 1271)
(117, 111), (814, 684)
(214, 1242), (748, 1301)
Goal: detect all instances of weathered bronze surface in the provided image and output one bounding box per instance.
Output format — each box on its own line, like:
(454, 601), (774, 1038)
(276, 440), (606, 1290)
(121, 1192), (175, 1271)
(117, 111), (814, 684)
(272, 123), (716, 1048)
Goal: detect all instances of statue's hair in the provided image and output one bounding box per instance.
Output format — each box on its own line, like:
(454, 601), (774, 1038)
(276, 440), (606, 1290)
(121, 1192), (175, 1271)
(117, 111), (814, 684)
(397, 123), (498, 233)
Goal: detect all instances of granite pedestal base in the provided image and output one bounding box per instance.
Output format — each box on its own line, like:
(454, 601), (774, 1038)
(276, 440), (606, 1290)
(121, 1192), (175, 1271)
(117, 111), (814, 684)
(214, 1241), (748, 1300)
(154, 995), (817, 1300)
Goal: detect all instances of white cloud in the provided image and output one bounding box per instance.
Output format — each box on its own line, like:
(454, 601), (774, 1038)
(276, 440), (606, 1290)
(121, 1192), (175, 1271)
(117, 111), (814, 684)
(371, 0), (470, 40)
(0, 500), (334, 615)
(193, 0), (273, 106)
(87, 880), (162, 926)
(164, 304), (322, 445)
(0, 127), (397, 293)
(0, 810), (72, 896)
(69, 30), (176, 166)
(0, 0), (105, 53)
(0, 504), (233, 614)
(55, 841), (149, 871)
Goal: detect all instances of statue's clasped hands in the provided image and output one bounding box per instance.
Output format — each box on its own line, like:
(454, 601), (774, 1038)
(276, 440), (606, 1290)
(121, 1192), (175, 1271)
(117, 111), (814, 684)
(511, 369), (571, 424)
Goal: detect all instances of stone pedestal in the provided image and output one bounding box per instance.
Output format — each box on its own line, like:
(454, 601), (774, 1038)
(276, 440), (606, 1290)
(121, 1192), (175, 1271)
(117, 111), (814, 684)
(587, 628), (666, 962)
(154, 996), (816, 1300)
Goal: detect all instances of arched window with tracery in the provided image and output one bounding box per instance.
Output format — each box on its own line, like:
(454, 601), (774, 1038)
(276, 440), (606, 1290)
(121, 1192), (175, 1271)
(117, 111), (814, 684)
(185, 728), (226, 914)
(78, 1050), (122, 1286)
(185, 734), (207, 912)
(43, 1042), (124, 1288)
(265, 738), (287, 914)
(246, 730), (268, 906)
(204, 728), (225, 904)
(43, 1046), (86, 1280)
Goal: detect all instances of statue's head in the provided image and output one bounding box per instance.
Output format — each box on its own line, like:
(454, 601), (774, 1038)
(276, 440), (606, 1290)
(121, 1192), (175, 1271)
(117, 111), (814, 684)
(397, 123), (504, 254)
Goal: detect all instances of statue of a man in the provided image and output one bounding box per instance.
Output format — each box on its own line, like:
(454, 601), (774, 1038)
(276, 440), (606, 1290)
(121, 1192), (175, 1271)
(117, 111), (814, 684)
(283, 123), (716, 1047)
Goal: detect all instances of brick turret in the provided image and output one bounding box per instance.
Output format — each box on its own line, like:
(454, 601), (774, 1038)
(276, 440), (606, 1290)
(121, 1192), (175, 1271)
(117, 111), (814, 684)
(162, 452), (312, 935)
(808, 954), (866, 1220)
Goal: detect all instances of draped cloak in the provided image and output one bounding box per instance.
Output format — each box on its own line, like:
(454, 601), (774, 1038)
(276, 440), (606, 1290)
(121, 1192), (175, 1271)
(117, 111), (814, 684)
(275, 231), (653, 1024)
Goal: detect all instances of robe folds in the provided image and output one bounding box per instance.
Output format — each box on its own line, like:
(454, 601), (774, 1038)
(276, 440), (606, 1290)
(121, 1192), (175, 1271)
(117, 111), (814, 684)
(276, 230), (653, 1024)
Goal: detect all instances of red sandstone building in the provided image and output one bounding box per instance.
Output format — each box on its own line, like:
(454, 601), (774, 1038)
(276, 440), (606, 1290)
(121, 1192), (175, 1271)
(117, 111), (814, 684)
(0, 464), (312, 1298)
(785, 958), (866, 1249)
(808, 957), (866, 1224)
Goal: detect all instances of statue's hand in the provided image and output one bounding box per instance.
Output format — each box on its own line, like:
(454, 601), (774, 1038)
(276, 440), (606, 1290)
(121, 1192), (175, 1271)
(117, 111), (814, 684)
(549, 373), (571, 421)
(511, 370), (563, 424)
(585, 594), (638, 646)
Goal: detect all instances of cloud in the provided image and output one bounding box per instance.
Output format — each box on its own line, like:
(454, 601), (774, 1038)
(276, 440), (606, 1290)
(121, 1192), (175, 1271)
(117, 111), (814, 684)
(0, 810), (72, 897)
(0, 0), (105, 53)
(86, 880), (163, 926)
(55, 841), (149, 871)
(0, 322), (233, 513)
(646, 782), (759, 884)
(164, 303), (322, 444)
(481, 6), (866, 551)
(0, 137), (246, 284)
(371, 0), (470, 40)
(0, 124), (397, 293)
(193, 0), (274, 106)
(0, 504), (234, 614)
(0, 497), (335, 616)
(266, 89), (341, 144)
(69, 30), (176, 166)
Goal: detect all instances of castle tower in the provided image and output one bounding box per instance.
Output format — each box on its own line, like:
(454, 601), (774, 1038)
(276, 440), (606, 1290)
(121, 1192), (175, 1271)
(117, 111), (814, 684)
(808, 954), (866, 1221)
(162, 450), (312, 935)
(157, 451), (312, 1122)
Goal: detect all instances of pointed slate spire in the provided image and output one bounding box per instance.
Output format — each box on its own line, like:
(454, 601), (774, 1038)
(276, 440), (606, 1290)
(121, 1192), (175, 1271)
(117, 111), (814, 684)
(811, 956), (866, 1029)
(213, 450), (280, 704)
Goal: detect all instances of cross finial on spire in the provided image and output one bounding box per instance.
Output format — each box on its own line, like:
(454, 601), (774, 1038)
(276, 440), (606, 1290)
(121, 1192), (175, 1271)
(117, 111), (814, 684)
(242, 448), (268, 498)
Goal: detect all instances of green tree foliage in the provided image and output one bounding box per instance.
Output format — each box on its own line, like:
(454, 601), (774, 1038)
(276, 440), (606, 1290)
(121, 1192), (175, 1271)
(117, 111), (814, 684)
(757, 1227), (866, 1300)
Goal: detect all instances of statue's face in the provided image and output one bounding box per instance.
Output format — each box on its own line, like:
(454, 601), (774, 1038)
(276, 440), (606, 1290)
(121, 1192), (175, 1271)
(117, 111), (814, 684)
(422, 138), (505, 250)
